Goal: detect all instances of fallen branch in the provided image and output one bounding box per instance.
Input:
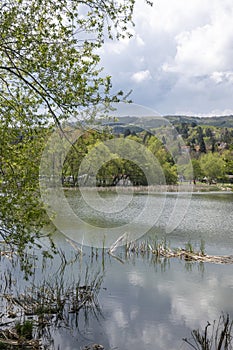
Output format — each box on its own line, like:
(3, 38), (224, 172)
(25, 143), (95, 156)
(166, 249), (233, 264)
(125, 241), (233, 265)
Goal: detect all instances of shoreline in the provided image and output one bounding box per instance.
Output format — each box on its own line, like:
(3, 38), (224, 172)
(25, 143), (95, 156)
(63, 183), (233, 193)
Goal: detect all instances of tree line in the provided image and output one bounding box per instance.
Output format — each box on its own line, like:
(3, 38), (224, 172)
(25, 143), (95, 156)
(61, 122), (233, 187)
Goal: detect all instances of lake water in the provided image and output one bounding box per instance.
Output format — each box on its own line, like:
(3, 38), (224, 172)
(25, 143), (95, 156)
(55, 189), (233, 254)
(2, 191), (233, 349)
(49, 190), (233, 349)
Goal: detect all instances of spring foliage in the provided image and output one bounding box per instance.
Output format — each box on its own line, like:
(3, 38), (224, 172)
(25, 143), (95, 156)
(0, 0), (150, 255)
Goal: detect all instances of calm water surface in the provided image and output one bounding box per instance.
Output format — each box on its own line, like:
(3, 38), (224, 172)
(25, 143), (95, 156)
(2, 191), (233, 349)
(58, 190), (233, 253)
(46, 191), (233, 349)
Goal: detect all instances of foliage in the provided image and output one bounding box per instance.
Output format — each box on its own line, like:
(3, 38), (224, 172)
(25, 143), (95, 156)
(162, 119), (233, 182)
(0, 0), (139, 123)
(0, 0), (150, 257)
(62, 129), (178, 186)
(0, 126), (52, 257)
(15, 320), (33, 340)
(146, 136), (178, 184)
(182, 159), (204, 181)
(222, 150), (233, 175)
(200, 153), (226, 182)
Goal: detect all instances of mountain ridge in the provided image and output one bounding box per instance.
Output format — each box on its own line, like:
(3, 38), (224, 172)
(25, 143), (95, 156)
(165, 115), (233, 127)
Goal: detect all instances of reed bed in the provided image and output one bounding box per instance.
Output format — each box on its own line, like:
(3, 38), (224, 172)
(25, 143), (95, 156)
(0, 267), (103, 349)
(109, 238), (233, 265)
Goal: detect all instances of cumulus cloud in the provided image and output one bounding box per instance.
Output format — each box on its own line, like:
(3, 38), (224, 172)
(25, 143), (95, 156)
(99, 0), (233, 115)
(131, 70), (152, 83)
(211, 71), (233, 84)
(163, 4), (233, 77)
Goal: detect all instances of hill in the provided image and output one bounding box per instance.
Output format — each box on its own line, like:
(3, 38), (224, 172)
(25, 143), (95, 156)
(165, 115), (233, 128)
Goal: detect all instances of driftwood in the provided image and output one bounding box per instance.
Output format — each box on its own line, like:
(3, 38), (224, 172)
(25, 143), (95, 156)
(82, 344), (104, 350)
(0, 328), (40, 349)
(0, 338), (40, 349)
(0, 251), (15, 258)
(124, 241), (233, 265)
(156, 248), (233, 264)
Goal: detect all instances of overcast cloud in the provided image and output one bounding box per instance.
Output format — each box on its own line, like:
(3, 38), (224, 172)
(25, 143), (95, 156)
(99, 0), (233, 116)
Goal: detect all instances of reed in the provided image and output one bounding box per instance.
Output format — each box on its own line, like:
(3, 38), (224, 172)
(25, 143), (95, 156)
(0, 267), (103, 349)
(115, 238), (233, 264)
(183, 313), (233, 350)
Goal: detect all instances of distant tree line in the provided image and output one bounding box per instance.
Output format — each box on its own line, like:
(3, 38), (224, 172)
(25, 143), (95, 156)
(170, 122), (233, 183)
(61, 122), (233, 187)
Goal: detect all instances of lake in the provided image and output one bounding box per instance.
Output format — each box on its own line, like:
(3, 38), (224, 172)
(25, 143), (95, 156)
(1, 190), (233, 349)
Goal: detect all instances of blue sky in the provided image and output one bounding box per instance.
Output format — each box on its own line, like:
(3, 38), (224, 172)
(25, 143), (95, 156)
(99, 0), (233, 117)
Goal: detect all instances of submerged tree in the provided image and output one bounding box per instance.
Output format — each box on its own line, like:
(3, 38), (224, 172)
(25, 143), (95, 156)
(0, 0), (152, 256)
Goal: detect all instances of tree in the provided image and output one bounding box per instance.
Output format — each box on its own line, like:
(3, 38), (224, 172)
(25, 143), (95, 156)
(62, 129), (113, 186)
(205, 128), (213, 138)
(222, 150), (233, 175)
(200, 153), (225, 182)
(0, 0), (151, 257)
(147, 136), (178, 184)
(0, 126), (50, 257)
(199, 136), (207, 153)
(0, 0), (141, 123)
(180, 159), (203, 181)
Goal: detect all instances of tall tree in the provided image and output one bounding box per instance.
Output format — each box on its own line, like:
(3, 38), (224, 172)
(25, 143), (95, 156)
(0, 0), (141, 124)
(0, 0), (151, 256)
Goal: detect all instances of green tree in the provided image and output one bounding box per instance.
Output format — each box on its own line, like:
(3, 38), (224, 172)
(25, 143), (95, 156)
(191, 159), (204, 180)
(62, 129), (113, 186)
(180, 159), (203, 181)
(222, 150), (233, 175)
(147, 136), (178, 184)
(0, 125), (52, 260)
(0, 0), (151, 256)
(199, 136), (206, 153)
(200, 153), (225, 182)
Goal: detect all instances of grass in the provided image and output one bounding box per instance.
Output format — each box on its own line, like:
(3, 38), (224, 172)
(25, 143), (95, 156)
(0, 265), (103, 349)
(4, 269), (103, 318)
(0, 319), (38, 349)
(183, 313), (233, 350)
(15, 320), (33, 340)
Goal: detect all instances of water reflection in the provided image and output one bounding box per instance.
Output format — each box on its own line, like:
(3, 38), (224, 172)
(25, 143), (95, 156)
(0, 241), (104, 350)
(1, 192), (233, 349)
(97, 255), (233, 350)
(1, 238), (233, 349)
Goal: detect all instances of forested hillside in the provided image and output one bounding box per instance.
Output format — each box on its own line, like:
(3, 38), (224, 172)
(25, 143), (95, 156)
(166, 115), (233, 128)
(61, 115), (233, 187)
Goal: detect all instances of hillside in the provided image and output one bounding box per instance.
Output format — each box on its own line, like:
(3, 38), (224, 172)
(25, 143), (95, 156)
(103, 114), (233, 131)
(165, 115), (233, 128)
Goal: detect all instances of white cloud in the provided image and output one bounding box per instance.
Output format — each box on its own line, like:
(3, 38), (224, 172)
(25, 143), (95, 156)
(162, 1), (233, 78)
(99, 0), (233, 114)
(128, 271), (144, 287)
(211, 71), (233, 84)
(135, 34), (145, 47)
(131, 70), (152, 83)
(133, 0), (212, 35)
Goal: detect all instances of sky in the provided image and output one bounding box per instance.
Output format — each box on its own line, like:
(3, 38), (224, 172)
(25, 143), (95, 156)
(99, 0), (233, 117)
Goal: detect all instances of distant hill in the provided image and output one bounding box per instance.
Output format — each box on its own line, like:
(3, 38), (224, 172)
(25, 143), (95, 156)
(102, 115), (171, 134)
(102, 115), (233, 131)
(165, 115), (233, 128)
